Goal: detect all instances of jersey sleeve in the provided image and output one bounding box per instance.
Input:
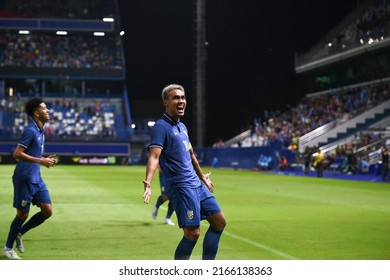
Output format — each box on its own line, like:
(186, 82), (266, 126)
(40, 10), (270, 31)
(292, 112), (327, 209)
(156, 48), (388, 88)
(17, 127), (34, 149)
(149, 124), (166, 149)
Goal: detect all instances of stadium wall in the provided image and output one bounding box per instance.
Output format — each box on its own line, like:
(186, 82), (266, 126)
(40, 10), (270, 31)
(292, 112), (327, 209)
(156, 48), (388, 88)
(0, 141), (131, 165)
(0, 140), (295, 169)
(195, 141), (295, 170)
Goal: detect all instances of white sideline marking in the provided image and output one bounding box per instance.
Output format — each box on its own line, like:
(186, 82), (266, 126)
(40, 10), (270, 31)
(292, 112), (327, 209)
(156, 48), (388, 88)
(159, 206), (299, 260)
(201, 222), (299, 260)
(222, 230), (299, 260)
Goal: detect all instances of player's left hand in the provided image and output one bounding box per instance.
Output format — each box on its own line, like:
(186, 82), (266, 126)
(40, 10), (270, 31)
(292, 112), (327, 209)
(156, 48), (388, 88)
(204, 172), (214, 193)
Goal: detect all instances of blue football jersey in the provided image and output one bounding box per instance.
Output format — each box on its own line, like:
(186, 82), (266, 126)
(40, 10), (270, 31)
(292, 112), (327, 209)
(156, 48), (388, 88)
(150, 113), (200, 192)
(13, 121), (45, 183)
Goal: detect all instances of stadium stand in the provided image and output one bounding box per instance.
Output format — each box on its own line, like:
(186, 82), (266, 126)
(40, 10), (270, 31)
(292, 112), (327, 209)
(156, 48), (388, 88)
(0, 0), (145, 164)
(293, 0), (390, 175)
(0, 0), (389, 174)
(198, 0), (390, 177)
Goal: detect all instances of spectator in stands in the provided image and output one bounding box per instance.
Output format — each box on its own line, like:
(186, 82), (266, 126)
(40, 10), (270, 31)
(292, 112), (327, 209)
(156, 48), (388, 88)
(381, 145), (389, 182)
(142, 84), (226, 260)
(213, 139), (225, 148)
(2, 98), (57, 260)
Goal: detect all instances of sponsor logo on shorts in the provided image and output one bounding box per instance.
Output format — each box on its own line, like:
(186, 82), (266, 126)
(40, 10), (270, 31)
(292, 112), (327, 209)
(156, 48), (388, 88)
(187, 210), (194, 220)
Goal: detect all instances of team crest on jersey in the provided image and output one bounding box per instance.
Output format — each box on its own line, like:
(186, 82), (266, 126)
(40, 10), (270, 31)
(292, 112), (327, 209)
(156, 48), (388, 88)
(183, 140), (191, 151)
(187, 210), (194, 220)
(21, 200), (28, 207)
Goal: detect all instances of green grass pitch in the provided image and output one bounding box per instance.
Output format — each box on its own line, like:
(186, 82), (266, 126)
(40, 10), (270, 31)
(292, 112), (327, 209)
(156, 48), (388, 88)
(1, 164), (389, 260)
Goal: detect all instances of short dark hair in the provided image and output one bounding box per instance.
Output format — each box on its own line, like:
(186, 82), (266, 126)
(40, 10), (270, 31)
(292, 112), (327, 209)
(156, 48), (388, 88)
(25, 98), (44, 117)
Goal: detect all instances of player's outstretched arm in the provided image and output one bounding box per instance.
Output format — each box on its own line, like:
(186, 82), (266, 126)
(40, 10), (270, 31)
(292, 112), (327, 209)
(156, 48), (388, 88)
(142, 147), (161, 204)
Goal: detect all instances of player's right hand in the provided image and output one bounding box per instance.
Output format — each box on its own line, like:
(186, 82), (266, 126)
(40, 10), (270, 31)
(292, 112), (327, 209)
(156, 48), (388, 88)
(142, 180), (151, 204)
(43, 156), (56, 168)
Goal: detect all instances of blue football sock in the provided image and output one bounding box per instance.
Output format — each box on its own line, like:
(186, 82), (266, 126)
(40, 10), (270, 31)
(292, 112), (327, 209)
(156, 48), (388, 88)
(155, 195), (165, 208)
(174, 236), (197, 260)
(20, 212), (47, 235)
(5, 216), (25, 248)
(166, 201), (174, 219)
(202, 227), (223, 260)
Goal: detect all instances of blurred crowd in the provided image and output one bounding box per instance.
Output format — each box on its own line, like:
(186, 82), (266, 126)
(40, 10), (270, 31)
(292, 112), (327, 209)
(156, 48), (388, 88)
(3, 0), (111, 19)
(0, 32), (123, 69)
(297, 0), (390, 65)
(214, 80), (390, 175)
(1, 96), (122, 140)
(232, 81), (389, 151)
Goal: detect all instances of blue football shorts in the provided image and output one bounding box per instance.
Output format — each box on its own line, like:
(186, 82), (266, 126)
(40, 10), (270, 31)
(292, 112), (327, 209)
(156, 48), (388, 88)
(160, 184), (167, 196)
(12, 176), (52, 212)
(167, 182), (222, 228)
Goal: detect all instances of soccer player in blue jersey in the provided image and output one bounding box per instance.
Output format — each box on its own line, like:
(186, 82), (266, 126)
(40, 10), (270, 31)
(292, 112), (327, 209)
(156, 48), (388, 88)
(152, 169), (175, 225)
(142, 84), (226, 260)
(2, 98), (57, 260)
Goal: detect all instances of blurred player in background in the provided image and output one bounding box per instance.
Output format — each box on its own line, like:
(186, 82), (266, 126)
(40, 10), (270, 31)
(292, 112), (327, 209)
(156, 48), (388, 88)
(142, 84), (226, 260)
(312, 147), (324, 177)
(2, 98), (57, 260)
(152, 169), (175, 225)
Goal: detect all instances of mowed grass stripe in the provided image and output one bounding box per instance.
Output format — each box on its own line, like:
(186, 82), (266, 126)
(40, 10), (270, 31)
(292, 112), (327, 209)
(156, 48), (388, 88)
(1, 165), (390, 260)
(213, 169), (390, 259)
